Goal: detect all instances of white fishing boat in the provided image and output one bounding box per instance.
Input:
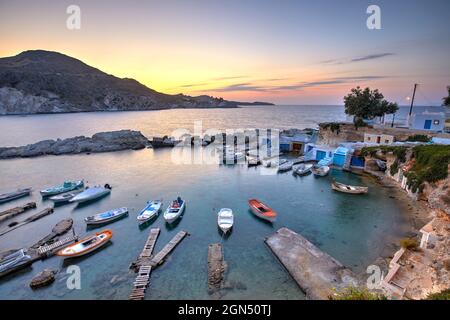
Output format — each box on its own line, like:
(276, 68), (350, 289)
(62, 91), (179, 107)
(85, 207), (129, 226)
(40, 180), (84, 196)
(312, 165), (330, 177)
(137, 200), (163, 224)
(163, 197), (185, 223)
(293, 163), (312, 176)
(70, 184), (112, 204)
(0, 249), (32, 274)
(217, 208), (234, 234)
(331, 180), (368, 194)
(56, 230), (113, 258)
(49, 192), (78, 204)
(278, 160), (293, 172)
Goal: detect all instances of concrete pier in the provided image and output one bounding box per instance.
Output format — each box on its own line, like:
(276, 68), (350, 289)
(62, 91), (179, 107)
(265, 227), (358, 300)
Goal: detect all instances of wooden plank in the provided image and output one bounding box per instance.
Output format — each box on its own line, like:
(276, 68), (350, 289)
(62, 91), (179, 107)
(0, 208), (54, 236)
(149, 231), (187, 266)
(0, 202), (36, 222)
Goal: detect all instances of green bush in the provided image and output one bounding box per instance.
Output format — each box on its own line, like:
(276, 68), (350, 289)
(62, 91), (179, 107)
(320, 122), (341, 134)
(399, 238), (419, 250)
(329, 286), (387, 300)
(426, 289), (450, 300)
(406, 134), (431, 142)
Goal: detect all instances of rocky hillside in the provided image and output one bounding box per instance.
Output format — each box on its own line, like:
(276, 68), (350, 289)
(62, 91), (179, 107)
(0, 50), (239, 114)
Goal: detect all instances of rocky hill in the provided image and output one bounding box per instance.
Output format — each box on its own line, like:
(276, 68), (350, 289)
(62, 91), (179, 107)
(0, 50), (240, 115)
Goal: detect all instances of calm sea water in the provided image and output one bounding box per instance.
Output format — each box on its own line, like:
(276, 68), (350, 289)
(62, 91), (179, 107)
(0, 106), (409, 300)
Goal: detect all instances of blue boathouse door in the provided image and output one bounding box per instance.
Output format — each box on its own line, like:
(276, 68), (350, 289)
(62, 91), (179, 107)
(316, 150), (326, 161)
(424, 120), (432, 130)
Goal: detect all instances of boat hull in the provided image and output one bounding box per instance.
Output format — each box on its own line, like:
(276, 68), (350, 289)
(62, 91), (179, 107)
(331, 182), (368, 194)
(0, 188), (32, 204)
(137, 201), (162, 224)
(70, 188), (110, 203)
(85, 208), (128, 226)
(40, 180), (84, 196)
(163, 201), (185, 223)
(248, 199), (277, 222)
(56, 230), (112, 258)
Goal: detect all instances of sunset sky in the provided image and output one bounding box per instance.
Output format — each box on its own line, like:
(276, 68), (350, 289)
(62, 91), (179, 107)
(0, 0), (449, 105)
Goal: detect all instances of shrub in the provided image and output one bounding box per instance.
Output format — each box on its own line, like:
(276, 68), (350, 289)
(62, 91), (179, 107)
(406, 134), (431, 143)
(399, 238), (419, 250)
(329, 286), (387, 300)
(320, 122), (341, 134)
(426, 289), (450, 300)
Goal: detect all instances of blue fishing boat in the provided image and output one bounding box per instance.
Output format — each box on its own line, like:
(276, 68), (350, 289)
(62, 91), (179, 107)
(84, 207), (128, 226)
(137, 200), (163, 224)
(40, 180), (84, 196)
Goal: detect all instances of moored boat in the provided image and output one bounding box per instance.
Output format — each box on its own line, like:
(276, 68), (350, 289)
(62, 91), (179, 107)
(137, 200), (163, 224)
(40, 180), (84, 196)
(312, 165), (330, 177)
(85, 207), (128, 226)
(217, 208), (234, 234)
(278, 160), (293, 172)
(70, 184), (111, 204)
(49, 192), (78, 204)
(0, 249), (32, 274)
(293, 163), (312, 176)
(163, 197), (185, 223)
(0, 188), (32, 204)
(56, 230), (113, 258)
(331, 180), (368, 194)
(248, 199), (277, 222)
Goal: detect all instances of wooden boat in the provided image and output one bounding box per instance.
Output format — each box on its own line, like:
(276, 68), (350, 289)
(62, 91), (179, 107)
(217, 208), (234, 233)
(49, 192), (78, 204)
(312, 165), (330, 177)
(137, 200), (163, 224)
(331, 180), (368, 194)
(0, 249), (32, 273)
(85, 207), (128, 226)
(293, 163), (312, 176)
(0, 188), (32, 204)
(56, 230), (113, 258)
(163, 197), (186, 223)
(278, 160), (293, 172)
(70, 184), (111, 203)
(248, 199), (277, 222)
(40, 180), (84, 196)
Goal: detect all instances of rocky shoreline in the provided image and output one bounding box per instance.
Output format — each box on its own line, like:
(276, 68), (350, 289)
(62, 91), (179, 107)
(0, 130), (149, 159)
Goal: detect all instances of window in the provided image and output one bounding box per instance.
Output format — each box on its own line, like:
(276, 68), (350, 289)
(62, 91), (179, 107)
(433, 120), (440, 125)
(385, 140), (389, 144)
(367, 137), (371, 141)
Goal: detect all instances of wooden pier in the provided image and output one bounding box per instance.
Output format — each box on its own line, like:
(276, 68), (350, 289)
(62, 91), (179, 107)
(208, 243), (226, 294)
(129, 228), (160, 300)
(37, 233), (78, 257)
(0, 202), (36, 223)
(129, 229), (188, 300)
(0, 208), (54, 236)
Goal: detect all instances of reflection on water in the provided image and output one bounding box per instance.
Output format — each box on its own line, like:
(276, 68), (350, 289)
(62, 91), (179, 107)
(0, 147), (408, 300)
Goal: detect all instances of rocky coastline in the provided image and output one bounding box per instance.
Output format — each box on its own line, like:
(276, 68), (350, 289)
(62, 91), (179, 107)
(0, 130), (149, 159)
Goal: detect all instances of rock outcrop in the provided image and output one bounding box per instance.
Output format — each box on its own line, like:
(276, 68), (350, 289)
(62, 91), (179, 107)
(30, 269), (57, 289)
(0, 130), (149, 159)
(0, 50), (238, 115)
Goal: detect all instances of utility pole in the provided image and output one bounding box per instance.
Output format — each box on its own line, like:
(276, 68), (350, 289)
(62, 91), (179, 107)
(408, 83), (418, 116)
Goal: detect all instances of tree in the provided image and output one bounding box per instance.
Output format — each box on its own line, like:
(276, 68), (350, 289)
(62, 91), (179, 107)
(443, 86), (450, 107)
(344, 86), (398, 127)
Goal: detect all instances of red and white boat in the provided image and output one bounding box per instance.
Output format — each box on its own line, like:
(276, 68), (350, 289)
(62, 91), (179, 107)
(248, 199), (277, 222)
(56, 230), (112, 258)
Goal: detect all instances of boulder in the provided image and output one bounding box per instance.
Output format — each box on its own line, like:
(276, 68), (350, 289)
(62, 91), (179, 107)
(30, 269), (57, 289)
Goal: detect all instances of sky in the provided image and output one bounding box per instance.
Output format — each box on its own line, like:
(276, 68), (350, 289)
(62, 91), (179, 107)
(0, 0), (449, 105)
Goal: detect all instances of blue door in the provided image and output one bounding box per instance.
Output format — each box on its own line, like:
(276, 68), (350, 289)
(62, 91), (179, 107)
(424, 120), (432, 130)
(316, 150), (326, 161)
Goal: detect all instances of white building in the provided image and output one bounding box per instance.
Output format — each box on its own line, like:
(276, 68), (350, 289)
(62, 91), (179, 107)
(408, 108), (446, 132)
(364, 133), (395, 145)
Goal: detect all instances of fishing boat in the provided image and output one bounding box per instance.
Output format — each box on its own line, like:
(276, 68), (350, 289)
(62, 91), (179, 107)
(70, 184), (111, 204)
(49, 192), (78, 204)
(163, 197), (185, 223)
(56, 230), (113, 258)
(85, 207), (129, 226)
(40, 180), (84, 196)
(0, 188), (32, 204)
(312, 165), (330, 177)
(137, 200), (163, 224)
(217, 208), (234, 233)
(293, 163), (312, 176)
(248, 199), (277, 222)
(263, 158), (287, 168)
(278, 160), (293, 172)
(331, 180), (368, 194)
(0, 249), (32, 274)
(293, 156), (305, 165)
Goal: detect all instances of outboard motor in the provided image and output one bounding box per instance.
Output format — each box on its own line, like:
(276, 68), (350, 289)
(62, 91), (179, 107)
(104, 183), (112, 190)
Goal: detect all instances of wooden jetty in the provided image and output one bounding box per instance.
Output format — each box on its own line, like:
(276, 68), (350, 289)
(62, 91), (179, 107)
(0, 202), (36, 223)
(129, 229), (188, 300)
(37, 232), (78, 257)
(265, 227), (359, 300)
(0, 208), (54, 236)
(129, 228), (160, 300)
(149, 231), (188, 267)
(208, 243), (226, 294)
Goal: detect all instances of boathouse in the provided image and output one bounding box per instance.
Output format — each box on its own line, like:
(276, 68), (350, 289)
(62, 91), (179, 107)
(408, 107), (446, 132)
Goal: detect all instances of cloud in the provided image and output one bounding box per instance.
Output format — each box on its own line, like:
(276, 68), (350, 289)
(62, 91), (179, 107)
(211, 76), (247, 81)
(321, 53), (395, 65)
